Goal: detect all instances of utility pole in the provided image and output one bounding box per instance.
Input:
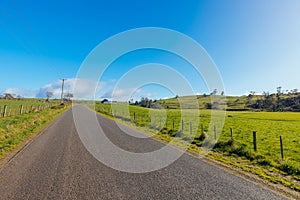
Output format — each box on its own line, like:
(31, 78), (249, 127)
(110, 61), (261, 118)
(61, 78), (66, 104)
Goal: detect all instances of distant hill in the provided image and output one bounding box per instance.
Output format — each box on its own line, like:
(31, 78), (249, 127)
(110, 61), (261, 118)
(145, 93), (300, 112)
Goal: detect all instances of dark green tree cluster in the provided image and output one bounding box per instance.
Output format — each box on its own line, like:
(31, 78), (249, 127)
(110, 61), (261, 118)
(247, 88), (300, 111)
(135, 97), (153, 108)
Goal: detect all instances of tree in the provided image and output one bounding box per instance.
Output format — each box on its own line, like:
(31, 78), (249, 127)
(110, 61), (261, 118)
(292, 89), (298, 95)
(4, 93), (14, 100)
(46, 92), (53, 102)
(101, 99), (108, 104)
(205, 103), (212, 109)
(140, 97), (150, 107)
(211, 89), (218, 95)
(277, 86), (282, 95)
(65, 93), (74, 101)
(246, 91), (256, 107)
(276, 86), (282, 111)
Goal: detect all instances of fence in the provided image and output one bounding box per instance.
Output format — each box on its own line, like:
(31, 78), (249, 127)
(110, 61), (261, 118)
(95, 105), (295, 164)
(0, 102), (60, 118)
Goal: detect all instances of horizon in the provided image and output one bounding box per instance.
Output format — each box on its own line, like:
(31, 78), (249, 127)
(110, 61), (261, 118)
(1, 89), (298, 102)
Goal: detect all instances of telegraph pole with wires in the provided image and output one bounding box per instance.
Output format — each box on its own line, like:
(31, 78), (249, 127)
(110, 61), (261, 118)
(60, 78), (66, 104)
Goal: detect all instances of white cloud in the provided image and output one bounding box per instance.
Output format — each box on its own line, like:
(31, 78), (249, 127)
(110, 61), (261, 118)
(38, 78), (106, 99)
(101, 88), (142, 101)
(2, 78), (106, 99)
(72, 78), (106, 99)
(3, 88), (38, 98)
(2, 79), (163, 101)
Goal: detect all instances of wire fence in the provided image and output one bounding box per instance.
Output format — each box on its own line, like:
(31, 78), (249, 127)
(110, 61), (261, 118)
(94, 104), (300, 165)
(0, 102), (60, 118)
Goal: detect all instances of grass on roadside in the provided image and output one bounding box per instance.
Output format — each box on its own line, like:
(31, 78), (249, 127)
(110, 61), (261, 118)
(90, 102), (300, 192)
(0, 104), (69, 159)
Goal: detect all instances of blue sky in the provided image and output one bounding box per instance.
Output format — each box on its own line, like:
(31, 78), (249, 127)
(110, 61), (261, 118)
(1, 0), (300, 99)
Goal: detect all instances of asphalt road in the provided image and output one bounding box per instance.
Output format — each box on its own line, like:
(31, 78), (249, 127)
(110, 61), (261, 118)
(0, 105), (290, 200)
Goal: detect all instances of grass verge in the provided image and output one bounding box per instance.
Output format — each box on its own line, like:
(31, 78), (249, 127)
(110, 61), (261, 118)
(91, 104), (300, 198)
(0, 104), (70, 161)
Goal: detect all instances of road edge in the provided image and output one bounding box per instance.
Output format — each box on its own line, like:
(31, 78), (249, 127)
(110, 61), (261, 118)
(0, 107), (71, 170)
(92, 108), (298, 200)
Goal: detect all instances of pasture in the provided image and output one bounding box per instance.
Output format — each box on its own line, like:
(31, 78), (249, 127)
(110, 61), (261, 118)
(0, 99), (60, 117)
(0, 99), (68, 159)
(93, 102), (300, 179)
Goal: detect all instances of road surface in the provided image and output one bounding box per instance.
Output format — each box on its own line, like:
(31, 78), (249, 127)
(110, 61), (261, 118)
(0, 105), (289, 199)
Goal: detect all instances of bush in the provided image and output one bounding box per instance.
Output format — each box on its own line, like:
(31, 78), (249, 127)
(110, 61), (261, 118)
(198, 132), (207, 141)
(160, 127), (168, 134)
(229, 146), (255, 161)
(279, 161), (300, 176)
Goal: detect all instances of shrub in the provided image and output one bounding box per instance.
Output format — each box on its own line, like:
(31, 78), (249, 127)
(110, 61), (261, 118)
(279, 161), (300, 176)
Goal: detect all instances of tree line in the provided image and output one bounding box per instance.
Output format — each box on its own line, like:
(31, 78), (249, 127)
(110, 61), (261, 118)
(130, 87), (300, 112)
(246, 88), (300, 111)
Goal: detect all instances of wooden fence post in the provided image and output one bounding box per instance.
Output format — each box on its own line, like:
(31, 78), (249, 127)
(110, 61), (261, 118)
(3, 105), (7, 118)
(133, 112), (136, 120)
(214, 125), (217, 140)
(230, 128), (233, 140)
(280, 136), (284, 161)
(172, 119), (175, 130)
(181, 120), (184, 133)
(253, 131), (257, 152)
(19, 105), (23, 115)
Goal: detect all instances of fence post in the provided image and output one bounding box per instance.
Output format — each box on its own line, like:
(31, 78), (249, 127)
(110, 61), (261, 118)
(181, 120), (184, 133)
(3, 105), (7, 118)
(19, 105), (23, 115)
(253, 131), (257, 152)
(214, 125), (217, 140)
(190, 121), (192, 135)
(230, 128), (233, 140)
(133, 112), (136, 120)
(172, 119), (175, 130)
(280, 136), (284, 161)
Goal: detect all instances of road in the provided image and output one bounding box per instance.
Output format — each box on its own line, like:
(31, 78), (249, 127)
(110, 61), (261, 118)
(0, 105), (289, 200)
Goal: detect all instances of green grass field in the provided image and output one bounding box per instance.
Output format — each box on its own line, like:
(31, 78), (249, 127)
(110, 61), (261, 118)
(0, 99), (60, 117)
(0, 99), (69, 159)
(93, 102), (300, 187)
(153, 94), (292, 110)
(153, 95), (256, 109)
